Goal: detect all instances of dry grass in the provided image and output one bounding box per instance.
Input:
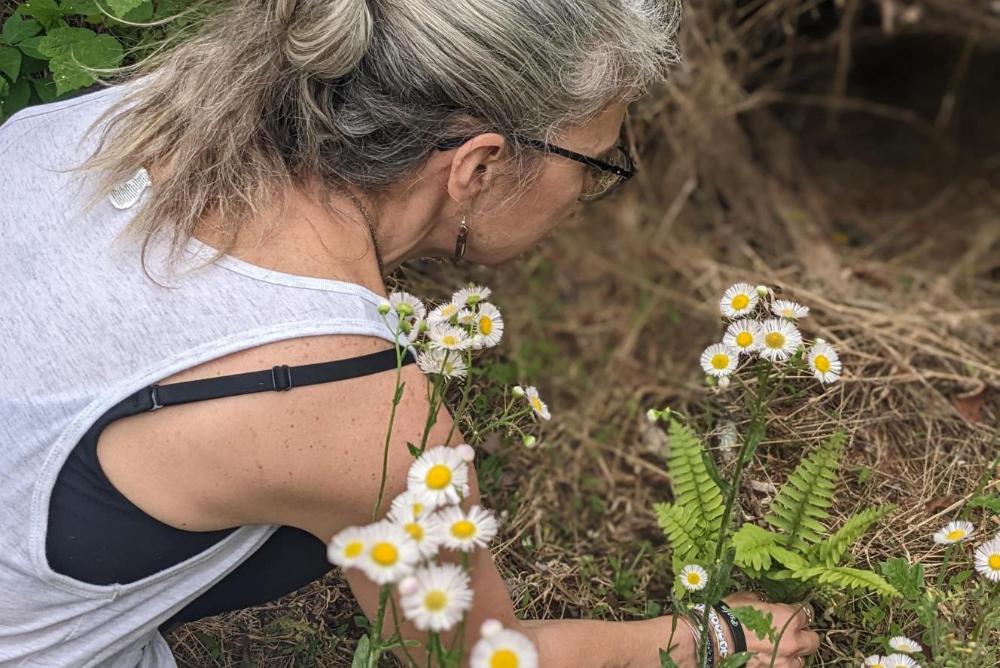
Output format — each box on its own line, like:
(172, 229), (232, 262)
(168, 2), (999, 665)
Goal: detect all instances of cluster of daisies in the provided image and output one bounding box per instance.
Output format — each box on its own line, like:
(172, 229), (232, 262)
(327, 444), (538, 667)
(700, 282), (842, 387)
(931, 520), (1000, 583)
(863, 636), (925, 668)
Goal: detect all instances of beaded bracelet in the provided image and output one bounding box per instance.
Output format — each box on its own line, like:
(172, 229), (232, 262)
(694, 603), (728, 660)
(688, 606), (716, 667)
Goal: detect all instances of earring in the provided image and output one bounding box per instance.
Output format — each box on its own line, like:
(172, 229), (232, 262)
(453, 214), (469, 262)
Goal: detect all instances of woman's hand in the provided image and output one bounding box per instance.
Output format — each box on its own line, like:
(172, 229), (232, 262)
(721, 592), (821, 668)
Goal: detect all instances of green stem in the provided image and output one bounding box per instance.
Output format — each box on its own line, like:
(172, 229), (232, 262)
(368, 585), (392, 668)
(388, 596), (420, 667)
(372, 330), (407, 520)
(444, 349), (475, 445)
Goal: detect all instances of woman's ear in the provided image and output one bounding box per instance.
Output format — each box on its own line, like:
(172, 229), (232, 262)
(445, 133), (507, 204)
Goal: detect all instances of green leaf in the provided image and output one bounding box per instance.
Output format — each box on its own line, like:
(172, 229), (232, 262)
(655, 501), (705, 564)
(880, 558), (924, 600)
(730, 606), (776, 643)
(17, 0), (64, 30)
(792, 565), (899, 598)
(719, 652), (753, 668)
(1, 77), (32, 117)
(17, 36), (48, 61)
(32, 77), (59, 103)
(0, 46), (21, 82)
(659, 648), (682, 668)
(350, 635), (371, 668)
(731, 524), (781, 572)
(665, 418), (725, 538)
(406, 441), (421, 458)
(2, 16), (43, 45)
(813, 505), (894, 567)
(969, 495), (1000, 514)
(38, 26), (122, 95)
(106, 0), (148, 17)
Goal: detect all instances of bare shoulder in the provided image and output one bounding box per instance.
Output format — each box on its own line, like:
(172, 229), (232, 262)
(96, 333), (454, 541)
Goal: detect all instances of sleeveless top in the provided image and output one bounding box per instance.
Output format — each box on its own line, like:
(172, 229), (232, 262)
(0, 79), (407, 666)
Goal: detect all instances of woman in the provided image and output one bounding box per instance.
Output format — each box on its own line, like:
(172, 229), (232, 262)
(0, 0), (820, 666)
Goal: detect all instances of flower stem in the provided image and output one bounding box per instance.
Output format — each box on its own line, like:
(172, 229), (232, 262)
(372, 330), (407, 521)
(368, 585), (391, 668)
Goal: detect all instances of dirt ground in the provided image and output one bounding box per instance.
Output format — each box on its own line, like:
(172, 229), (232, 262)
(166, 4), (999, 666)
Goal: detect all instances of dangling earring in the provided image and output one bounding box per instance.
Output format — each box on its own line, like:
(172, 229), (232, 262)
(453, 213), (469, 262)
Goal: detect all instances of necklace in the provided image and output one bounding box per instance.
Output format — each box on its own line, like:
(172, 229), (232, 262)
(343, 187), (385, 277)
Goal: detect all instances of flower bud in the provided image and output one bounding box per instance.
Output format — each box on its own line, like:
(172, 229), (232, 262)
(523, 435), (537, 448)
(397, 576), (419, 596)
(377, 300), (391, 315)
(455, 443), (476, 462)
(481, 619), (504, 638)
(705, 375), (717, 386)
(646, 408), (660, 423)
(512, 385), (525, 397)
(718, 376), (731, 389)
(755, 285), (770, 297)
(394, 302), (414, 317)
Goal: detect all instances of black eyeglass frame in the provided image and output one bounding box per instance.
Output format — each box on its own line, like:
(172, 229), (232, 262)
(434, 134), (636, 197)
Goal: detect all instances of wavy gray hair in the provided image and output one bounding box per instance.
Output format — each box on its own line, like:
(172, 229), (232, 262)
(75, 0), (681, 274)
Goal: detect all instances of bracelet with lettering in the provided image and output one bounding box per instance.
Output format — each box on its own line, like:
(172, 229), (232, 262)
(714, 602), (748, 655)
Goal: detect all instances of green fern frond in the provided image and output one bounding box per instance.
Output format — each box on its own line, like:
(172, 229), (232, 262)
(666, 419), (725, 537)
(655, 502), (705, 563)
(764, 431), (845, 551)
(812, 505), (895, 567)
(792, 566), (900, 598)
(731, 524), (780, 572)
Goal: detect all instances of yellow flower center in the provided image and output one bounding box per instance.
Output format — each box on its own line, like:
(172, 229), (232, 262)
(442, 334), (458, 346)
(686, 573), (702, 585)
(425, 464), (453, 490)
(782, 308), (795, 317)
(404, 522), (424, 541)
(765, 332), (785, 349)
(735, 332), (753, 348)
(442, 305), (457, 317)
(491, 649), (519, 668)
(989, 554), (1000, 570)
(530, 397), (543, 412)
(814, 355), (831, 373)
(731, 294), (749, 310)
(412, 503), (424, 516)
(711, 354), (729, 370)
(371, 542), (398, 566)
(945, 529), (966, 541)
(424, 590), (448, 612)
(479, 316), (493, 335)
(451, 520), (477, 539)
(344, 541), (364, 558)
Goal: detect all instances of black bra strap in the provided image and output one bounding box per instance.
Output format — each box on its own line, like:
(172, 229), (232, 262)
(124, 346), (416, 413)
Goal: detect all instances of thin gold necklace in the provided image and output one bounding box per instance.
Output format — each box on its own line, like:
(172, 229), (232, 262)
(343, 187), (385, 277)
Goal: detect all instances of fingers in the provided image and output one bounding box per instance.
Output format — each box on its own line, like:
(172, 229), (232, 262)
(795, 629), (821, 657)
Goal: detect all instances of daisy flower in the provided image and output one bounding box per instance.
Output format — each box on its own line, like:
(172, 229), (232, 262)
(933, 521), (975, 545)
(700, 343), (739, 377)
(358, 521), (420, 585)
(521, 385), (551, 421)
(723, 319), (762, 355)
(408, 446), (470, 508)
(389, 503), (444, 561)
(389, 291), (426, 321)
(470, 625), (538, 668)
(400, 563), (474, 632)
(437, 504), (499, 552)
(453, 284), (492, 308)
(884, 654), (919, 668)
(428, 323), (472, 351)
(974, 536), (1000, 582)
(888, 637), (921, 654)
(327, 525), (368, 570)
(771, 299), (810, 320)
(416, 348), (467, 379)
(720, 282), (759, 319)
(428, 302), (461, 325)
(808, 340), (842, 384)
(389, 490), (430, 522)
(864, 656), (888, 668)
(679, 564), (708, 592)
(758, 318), (803, 362)
(471, 302), (504, 349)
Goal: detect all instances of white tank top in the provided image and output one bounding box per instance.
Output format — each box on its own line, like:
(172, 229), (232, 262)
(0, 79), (397, 667)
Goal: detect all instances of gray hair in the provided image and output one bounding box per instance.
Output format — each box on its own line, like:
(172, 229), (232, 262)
(76, 0), (681, 274)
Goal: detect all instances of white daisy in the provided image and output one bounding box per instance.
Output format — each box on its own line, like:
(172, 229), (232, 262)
(470, 626), (538, 668)
(933, 521), (975, 545)
(521, 385), (551, 421)
(428, 323), (472, 351)
(884, 654), (919, 668)
(416, 347), (467, 379)
(888, 637), (921, 654)
(720, 282), (759, 319)
(974, 536), (1000, 582)
(389, 490), (430, 522)
(480, 619), (504, 638)
(679, 564), (708, 592)
(808, 341), (842, 384)
(326, 525), (368, 570)
(771, 299), (810, 320)
(723, 319), (762, 355)
(758, 318), (803, 362)
(389, 291), (426, 321)
(428, 302), (461, 325)
(864, 656), (888, 668)
(358, 520), (420, 585)
(400, 563), (474, 632)
(700, 343), (739, 377)
(437, 504), (499, 552)
(453, 284), (492, 308)
(471, 302), (504, 349)
(389, 503), (444, 561)
(407, 446), (470, 508)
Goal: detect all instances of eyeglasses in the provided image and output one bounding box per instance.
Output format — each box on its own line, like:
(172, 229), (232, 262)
(434, 134), (636, 201)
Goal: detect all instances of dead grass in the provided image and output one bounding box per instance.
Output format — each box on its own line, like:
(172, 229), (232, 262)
(168, 2), (999, 665)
